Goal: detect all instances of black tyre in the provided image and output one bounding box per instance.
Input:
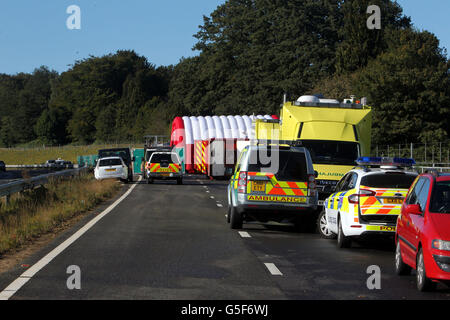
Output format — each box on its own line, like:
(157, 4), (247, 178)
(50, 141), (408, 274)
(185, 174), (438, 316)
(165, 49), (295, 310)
(177, 178), (182, 185)
(226, 205), (231, 223)
(147, 178), (153, 184)
(337, 217), (351, 248)
(230, 206), (243, 230)
(395, 241), (412, 275)
(416, 248), (437, 292)
(317, 210), (336, 239)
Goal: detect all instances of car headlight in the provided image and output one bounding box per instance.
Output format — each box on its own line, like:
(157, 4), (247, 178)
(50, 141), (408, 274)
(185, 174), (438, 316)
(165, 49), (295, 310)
(432, 240), (450, 251)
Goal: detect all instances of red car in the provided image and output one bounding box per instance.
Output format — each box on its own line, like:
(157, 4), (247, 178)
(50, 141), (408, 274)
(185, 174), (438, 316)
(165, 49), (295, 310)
(395, 172), (450, 291)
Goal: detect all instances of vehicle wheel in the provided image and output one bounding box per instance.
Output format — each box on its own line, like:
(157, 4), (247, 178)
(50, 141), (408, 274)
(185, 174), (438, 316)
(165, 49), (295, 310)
(416, 248), (436, 292)
(147, 178), (153, 184)
(226, 205), (231, 223)
(177, 178), (182, 185)
(128, 174), (133, 183)
(317, 210), (336, 239)
(337, 217), (351, 248)
(395, 241), (412, 275)
(230, 206), (243, 230)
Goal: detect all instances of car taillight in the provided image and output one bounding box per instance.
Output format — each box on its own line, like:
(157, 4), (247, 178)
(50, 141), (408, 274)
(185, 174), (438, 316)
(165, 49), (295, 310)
(348, 189), (376, 204)
(238, 171), (248, 194)
(308, 174), (316, 196)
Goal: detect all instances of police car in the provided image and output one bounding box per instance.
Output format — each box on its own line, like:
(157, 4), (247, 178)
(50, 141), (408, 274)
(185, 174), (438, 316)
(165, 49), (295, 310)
(146, 152), (183, 184)
(321, 157), (418, 248)
(227, 142), (318, 229)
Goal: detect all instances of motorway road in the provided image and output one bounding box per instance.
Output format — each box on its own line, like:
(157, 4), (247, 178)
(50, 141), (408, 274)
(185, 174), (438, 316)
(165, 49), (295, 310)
(0, 175), (449, 300)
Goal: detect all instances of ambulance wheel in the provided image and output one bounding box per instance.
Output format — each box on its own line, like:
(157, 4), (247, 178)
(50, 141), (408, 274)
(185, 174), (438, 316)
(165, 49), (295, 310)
(416, 248), (436, 292)
(337, 216), (351, 248)
(395, 241), (411, 275)
(147, 178), (153, 184)
(230, 207), (243, 230)
(177, 178), (182, 185)
(317, 210), (336, 240)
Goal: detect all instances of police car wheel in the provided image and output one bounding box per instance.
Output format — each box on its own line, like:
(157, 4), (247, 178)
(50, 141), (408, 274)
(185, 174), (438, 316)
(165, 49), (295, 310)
(226, 206), (231, 223)
(317, 210), (336, 239)
(177, 178), (182, 185)
(416, 248), (436, 292)
(337, 217), (351, 248)
(395, 241), (411, 275)
(230, 207), (243, 230)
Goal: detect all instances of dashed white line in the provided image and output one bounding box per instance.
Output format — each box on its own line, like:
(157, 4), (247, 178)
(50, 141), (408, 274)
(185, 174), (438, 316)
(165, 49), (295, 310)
(0, 176), (142, 300)
(216, 203), (223, 207)
(238, 231), (251, 238)
(264, 263), (283, 276)
(210, 196), (215, 199)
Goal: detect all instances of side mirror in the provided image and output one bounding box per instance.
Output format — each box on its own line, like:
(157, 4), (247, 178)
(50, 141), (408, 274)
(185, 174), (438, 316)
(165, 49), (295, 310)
(405, 204), (422, 215)
(314, 170), (319, 178)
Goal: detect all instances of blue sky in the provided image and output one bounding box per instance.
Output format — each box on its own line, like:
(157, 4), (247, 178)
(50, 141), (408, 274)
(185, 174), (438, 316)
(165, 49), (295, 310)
(0, 0), (448, 75)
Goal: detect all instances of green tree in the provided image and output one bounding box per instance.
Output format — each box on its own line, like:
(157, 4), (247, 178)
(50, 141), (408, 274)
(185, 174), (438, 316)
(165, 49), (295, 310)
(335, 0), (410, 74)
(355, 29), (450, 144)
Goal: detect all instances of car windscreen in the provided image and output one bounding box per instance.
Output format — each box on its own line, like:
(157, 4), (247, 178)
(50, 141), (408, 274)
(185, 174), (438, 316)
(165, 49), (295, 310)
(150, 154), (178, 164)
(300, 140), (359, 166)
(99, 159), (122, 167)
(247, 149), (308, 181)
(98, 149), (131, 162)
(430, 181), (450, 214)
(360, 173), (417, 189)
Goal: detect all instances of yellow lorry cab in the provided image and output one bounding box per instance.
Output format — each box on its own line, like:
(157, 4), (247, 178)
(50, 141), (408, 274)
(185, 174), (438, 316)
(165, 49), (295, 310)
(255, 95), (372, 205)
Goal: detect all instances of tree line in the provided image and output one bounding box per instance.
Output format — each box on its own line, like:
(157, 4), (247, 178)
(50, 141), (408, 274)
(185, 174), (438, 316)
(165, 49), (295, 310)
(0, 0), (448, 147)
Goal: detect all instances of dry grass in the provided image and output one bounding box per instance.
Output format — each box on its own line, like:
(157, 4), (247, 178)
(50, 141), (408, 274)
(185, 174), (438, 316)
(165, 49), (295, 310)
(0, 144), (140, 165)
(0, 172), (121, 255)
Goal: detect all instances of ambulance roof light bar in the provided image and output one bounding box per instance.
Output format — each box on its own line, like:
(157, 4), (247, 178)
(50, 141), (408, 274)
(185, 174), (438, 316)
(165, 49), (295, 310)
(356, 157), (416, 168)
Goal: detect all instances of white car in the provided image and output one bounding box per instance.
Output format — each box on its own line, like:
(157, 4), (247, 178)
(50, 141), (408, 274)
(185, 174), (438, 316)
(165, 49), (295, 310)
(94, 157), (129, 182)
(320, 157), (418, 248)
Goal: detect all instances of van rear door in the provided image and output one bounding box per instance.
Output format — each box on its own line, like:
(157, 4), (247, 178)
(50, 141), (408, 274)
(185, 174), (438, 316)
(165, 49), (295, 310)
(247, 149), (309, 203)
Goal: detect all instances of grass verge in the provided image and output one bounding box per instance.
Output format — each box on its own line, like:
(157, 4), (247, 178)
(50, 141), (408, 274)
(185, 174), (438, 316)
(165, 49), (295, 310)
(0, 172), (121, 255)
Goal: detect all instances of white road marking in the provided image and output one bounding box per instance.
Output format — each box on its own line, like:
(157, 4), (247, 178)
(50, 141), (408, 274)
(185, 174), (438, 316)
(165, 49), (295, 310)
(0, 176), (142, 300)
(238, 231), (251, 238)
(210, 196), (215, 199)
(264, 263), (283, 276)
(216, 203), (223, 207)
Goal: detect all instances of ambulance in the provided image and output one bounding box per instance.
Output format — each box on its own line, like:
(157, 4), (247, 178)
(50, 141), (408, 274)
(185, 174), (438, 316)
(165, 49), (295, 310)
(227, 141), (318, 229)
(323, 157), (418, 248)
(276, 95), (373, 204)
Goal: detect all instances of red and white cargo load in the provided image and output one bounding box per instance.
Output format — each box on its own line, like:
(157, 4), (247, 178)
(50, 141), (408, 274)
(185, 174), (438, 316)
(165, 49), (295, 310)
(170, 114), (278, 178)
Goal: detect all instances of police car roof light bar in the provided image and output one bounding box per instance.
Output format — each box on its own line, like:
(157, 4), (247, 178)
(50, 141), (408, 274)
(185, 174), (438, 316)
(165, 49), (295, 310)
(356, 157), (416, 167)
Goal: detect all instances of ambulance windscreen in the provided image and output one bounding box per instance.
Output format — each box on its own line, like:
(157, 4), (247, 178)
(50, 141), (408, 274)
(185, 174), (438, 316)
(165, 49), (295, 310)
(300, 140), (359, 166)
